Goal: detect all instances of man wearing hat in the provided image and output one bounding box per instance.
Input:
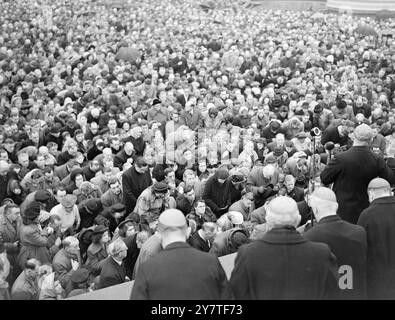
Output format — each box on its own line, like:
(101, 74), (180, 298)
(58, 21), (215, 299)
(77, 198), (102, 232)
(135, 182), (176, 223)
(304, 187), (367, 299)
(67, 268), (91, 298)
(202, 166), (232, 218)
(358, 178), (395, 299)
(131, 209), (233, 300)
(321, 124), (395, 224)
(261, 120), (285, 142)
(230, 196), (338, 299)
(147, 98), (168, 135)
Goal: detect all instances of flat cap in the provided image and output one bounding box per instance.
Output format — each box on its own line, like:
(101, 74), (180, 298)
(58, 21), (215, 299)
(159, 209), (187, 228)
(354, 124), (373, 142)
(92, 225), (108, 235)
(152, 182), (169, 193)
(34, 190), (51, 202)
(70, 268), (90, 284)
(86, 198), (100, 212)
(368, 178), (391, 190)
(265, 155), (277, 164)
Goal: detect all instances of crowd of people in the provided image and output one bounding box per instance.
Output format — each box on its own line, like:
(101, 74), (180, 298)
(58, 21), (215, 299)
(1, 0), (395, 300)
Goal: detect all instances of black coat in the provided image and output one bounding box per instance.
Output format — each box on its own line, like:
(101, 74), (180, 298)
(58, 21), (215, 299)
(188, 231), (210, 252)
(287, 186), (305, 202)
(321, 125), (350, 146)
(304, 215), (367, 299)
(358, 196), (395, 299)
(202, 174), (232, 218)
(114, 150), (135, 170)
(123, 234), (140, 279)
(130, 242), (233, 300)
(230, 226), (338, 299)
(320, 146), (395, 224)
(99, 256), (127, 289)
(122, 136), (146, 157)
(122, 166), (152, 214)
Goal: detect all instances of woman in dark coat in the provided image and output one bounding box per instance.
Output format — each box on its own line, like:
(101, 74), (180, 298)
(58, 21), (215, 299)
(17, 202), (53, 269)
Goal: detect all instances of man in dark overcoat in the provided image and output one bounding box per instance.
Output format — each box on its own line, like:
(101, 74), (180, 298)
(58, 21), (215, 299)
(304, 187), (367, 299)
(320, 124), (394, 224)
(130, 209), (233, 300)
(230, 196), (338, 300)
(358, 178), (395, 299)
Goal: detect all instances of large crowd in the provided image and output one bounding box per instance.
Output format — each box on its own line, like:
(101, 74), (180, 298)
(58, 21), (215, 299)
(1, 0), (395, 300)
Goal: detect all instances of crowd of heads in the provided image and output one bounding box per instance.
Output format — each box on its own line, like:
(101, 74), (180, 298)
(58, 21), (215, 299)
(0, 0), (395, 299)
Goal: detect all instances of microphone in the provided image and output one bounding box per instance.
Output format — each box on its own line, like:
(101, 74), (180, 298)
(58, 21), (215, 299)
(324, 141), (335, 151)
(310, 127), (321, 137)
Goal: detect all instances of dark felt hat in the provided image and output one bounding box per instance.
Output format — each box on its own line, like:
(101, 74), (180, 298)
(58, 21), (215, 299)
(34, 190), (51, 203)
(152, 182), (169, 193)
(24, 201), (41, 220)
(70, 268), (90, 284)
(92, 225), (108, 236)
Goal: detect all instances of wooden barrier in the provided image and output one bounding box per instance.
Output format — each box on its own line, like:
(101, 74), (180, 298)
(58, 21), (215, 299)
(67, 253), (237, 300)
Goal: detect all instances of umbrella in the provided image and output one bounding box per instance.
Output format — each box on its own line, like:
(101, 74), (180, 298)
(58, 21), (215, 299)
(354, 25), (378, 37)
(311, 12), (325, 20)
(115, 47), (141, 63)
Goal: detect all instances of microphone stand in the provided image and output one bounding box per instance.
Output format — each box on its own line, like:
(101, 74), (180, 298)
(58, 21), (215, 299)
(308, 127), (321, 228)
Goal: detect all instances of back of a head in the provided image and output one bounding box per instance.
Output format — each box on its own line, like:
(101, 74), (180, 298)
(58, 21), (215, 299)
(367, 177), (392, 202)
(353, 123), (373, 145)
(158, 209), (188, 242)
(63, 236), (79, 249)
(108, 238), (127, 257)
(310, 187), (338, 217)
(266, 196), (301, 228)
(202, 222), (217, 233)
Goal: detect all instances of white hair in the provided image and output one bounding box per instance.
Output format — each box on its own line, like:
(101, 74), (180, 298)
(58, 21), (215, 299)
(108, 239), (127, 257)
(262, 164), (275, 178)
(62, 236), (79, 248)
(265, 196), (301, 228)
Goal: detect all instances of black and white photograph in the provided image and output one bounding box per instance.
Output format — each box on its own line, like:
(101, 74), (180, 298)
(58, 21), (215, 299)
(1, 0), (395, 306)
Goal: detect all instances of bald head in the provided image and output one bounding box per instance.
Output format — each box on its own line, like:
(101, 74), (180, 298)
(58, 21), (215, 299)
(158, 209), (189, 248)
(124, 142), (134, 155)
(368, 178), (392, 203)
(266, 196), (301, 228)
(310, 187), (338, 221)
